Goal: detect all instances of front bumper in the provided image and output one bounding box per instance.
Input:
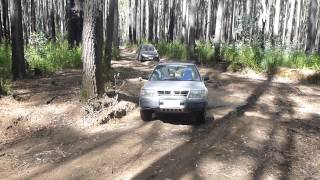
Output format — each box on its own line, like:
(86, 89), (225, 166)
(139, 96), (207, 113)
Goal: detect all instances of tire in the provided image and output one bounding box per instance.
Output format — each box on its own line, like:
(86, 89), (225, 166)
(195, 110), (206, 124)
(139, 55), (144, 62)
(140, 110), (153, 121)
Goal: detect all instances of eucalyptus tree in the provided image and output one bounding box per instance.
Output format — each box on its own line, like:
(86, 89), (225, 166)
(105, 0), (116, 69)
(81, 0), (103, 99)
(213, 0), (224, 61)
(10, 0), (26, 80)
(67, 0), (83, 47)
(188, 0), (196, 58)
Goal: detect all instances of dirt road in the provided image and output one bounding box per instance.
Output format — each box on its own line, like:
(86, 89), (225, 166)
(0, 49), (320, 180)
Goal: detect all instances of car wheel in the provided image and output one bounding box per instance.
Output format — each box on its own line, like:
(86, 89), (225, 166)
(139, 55), (144, 62)
(195, 110), (206, 124)
(140, 110), (153, 121)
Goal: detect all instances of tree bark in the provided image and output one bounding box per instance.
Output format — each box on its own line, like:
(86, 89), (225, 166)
(206, 0), (212, 43)
(148, 0), (154, 42)
(181, 0), (187, 43)
(31, 0), (36, 32)
(67, 0), (83, 47)
(168, 0), (175, 42)
(82, 0), (103, 99)
(188, 0), (196, 58)
(113, 0), (119, 50)
(294, 0), (302, 46)
(1, 0), (9, 40)
(273, 0), (281, 44)
(10, 0), (26, 80)
(133, 0), (138, 43)
(213, 0), (224, 61)
(228, 0), (235, 43)
(105, 0), (115, 69)
(129, 0), (133, 43)
(0, 8), (2, 41)
(50, 0), (56, 41)
(286, 0), (295, 46)
(306, 0), (318, 52)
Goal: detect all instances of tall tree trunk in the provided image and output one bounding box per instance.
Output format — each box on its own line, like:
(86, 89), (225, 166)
(142, 0), (146, 39)
(129, 0), (133, 43)
(82, 0), (103, 99)
(31, 0), (36, 32)
(1, 0), (9, 40)
(162, 0), (167, 40)
(188, 0), (196, 58)
(286, 0), (295, 46)
(228, 0), (235, 43)
(306, 0), (318, 52)
(67, 0), (83, 47)
(294, 0), (302, 47)
(113, 0), (119, 50)
(273, 0), (281, 44)
(206, 0), (212, 43)
(105, 0), (115, 69)
(181, 0), (187, 43)
(148, 0), (154, 42)
(0, 9), (2, 42)
(133, 0), (138, 43)
(10, 0), (26, 80)
(50, 0), (56, 41)
(213, 0), (224, 61)
(168, 0), (175, 42)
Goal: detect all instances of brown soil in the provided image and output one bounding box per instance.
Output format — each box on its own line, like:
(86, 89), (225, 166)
(0, 48), (320, 180)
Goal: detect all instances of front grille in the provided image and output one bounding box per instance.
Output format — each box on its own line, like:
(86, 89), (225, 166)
(157, 90), (189, 97)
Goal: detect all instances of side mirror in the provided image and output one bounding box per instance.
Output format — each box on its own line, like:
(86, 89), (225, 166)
(203, 76), (210, 81)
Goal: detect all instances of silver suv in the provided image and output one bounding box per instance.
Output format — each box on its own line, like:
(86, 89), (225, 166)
(139, 63), (209, 123)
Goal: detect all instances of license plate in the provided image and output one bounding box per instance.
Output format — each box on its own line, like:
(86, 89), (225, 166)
(160, 100), (181, 109)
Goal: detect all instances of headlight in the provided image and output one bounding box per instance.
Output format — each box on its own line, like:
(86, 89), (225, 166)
(140, 89), (156, 97)
(189, 90), (206, 99)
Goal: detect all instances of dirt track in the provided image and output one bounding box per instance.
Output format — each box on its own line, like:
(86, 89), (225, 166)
(0, 49), (320, 180)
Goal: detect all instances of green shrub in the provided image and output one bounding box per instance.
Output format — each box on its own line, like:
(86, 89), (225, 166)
(127, 40), (320, 72)
(26, 39), (82, 73)
(112, 47), (121, 60)
(155, 41), (188, 60)
(195, 42), (214, 64)
(0, 44), (11, 94)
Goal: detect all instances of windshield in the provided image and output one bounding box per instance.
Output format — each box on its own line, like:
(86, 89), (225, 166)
(141, 45), (155, 51)
(150, 65), (201, 81)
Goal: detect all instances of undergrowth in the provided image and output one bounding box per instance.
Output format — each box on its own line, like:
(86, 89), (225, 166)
(0, 43), (11, 94)
(26, 39), (82, 73)
(129, 40), (320, 72)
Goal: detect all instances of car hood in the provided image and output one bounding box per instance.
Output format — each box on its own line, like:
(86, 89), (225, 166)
(143, 81), (205, 90)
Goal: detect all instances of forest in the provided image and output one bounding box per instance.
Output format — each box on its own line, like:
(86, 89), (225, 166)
(1, 0), (320, 96)
(0, 0), (320, 179)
